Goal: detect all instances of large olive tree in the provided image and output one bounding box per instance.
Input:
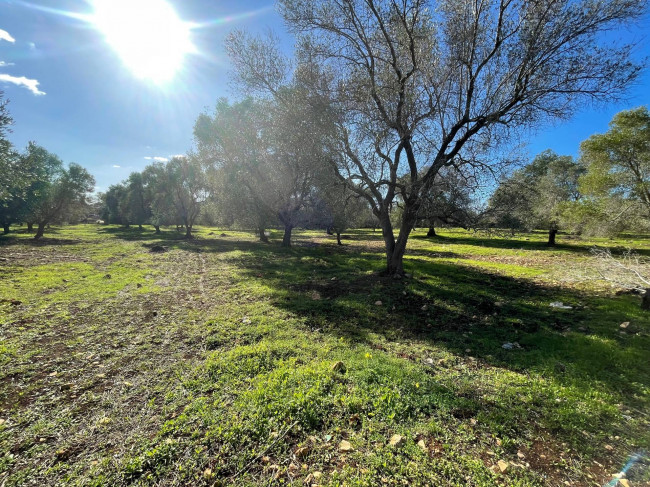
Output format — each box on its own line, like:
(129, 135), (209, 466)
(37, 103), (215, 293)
(229, 0), (645, 276)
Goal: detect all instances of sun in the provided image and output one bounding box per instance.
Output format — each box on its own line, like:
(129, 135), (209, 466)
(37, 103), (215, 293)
(92, 0), (194, 83)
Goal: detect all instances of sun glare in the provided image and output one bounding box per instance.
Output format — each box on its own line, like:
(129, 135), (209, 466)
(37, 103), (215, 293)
(92, 0), (194, 83)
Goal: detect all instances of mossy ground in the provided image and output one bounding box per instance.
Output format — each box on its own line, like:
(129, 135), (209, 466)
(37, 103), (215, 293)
(0, 225), (648, 486)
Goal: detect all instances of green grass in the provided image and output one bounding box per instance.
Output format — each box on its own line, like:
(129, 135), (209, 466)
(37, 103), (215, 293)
(0, 225), (648, 486)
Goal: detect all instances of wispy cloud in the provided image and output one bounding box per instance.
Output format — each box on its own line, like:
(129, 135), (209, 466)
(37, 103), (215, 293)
(112, 164), (121, 168)
(0, 29), (15, 43)
(144, 156), (169, 162)
(0, 74), (45, 95)
(0, 61), (15, 67)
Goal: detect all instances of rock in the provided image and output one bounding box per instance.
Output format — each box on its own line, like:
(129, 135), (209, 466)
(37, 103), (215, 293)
(604, 444), (614, 451)
(203, 468), (213, 479)
(0, 418), (5, 425)
(417, 439), (427, 451)
(339, 440), (353, 452)
(502, 342), (515, 350)
(424, 358), (434, 366)
(331, 361), (346, 374)
(620, 322), (630, 329)
(389, 434), (404, 447)
(517, 451), (525, 459)
(242, 316), (251, 324)
(421, 304), (428, 311)
(374, 300), (383, 306)
(497, 460), (509, 473)
(294, 446), (310, 458)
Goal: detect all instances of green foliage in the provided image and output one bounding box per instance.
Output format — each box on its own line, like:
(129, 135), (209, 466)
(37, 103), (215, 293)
(488, 151), (584, 240)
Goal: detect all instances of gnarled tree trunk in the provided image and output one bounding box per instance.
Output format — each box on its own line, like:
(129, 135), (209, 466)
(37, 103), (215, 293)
(427, 225), (436, 237)
(336, 232), (342, 245)
(258, 227), (269, 243)
(282, 225), (293, 247)
(154, 225), (161, 234)
(34, 222), (46, 239)
(548, 224), (558, 246)
(185, 225), (193, 239)
(27, 222), (33, 232)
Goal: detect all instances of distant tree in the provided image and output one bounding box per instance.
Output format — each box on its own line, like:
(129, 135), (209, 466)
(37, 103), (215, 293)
(488, 151), (584, 245)
(0, 93), (21, 234)
(230, 0), (645, 276)
(195, 91), (329, 247)
(27, 156), (95, 238)
(418, 167), (476, 237)
(142, 163), (175, 233)
(164, 156), (206, 239)
(580, 107), (650, 220)
(124, 172), (150, 230)
(103, 183), (130, 226)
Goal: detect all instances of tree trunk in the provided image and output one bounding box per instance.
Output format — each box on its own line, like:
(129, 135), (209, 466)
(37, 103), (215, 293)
(336, 232), (342, 245)
(2, 223), (9, 234)
(642, 289), (650, 311)
(282, 225), (293, 247)
(27, 222), (33, 232)
(548, 227), (557, 246)
(154, 225), (160, 234)
(326, 227), (333, 235)
(34, 222), (46, 239)
(185, 225), (193, 239)
(427, 225), (436, 237)
(380, 204), (418, 277)
(258, 227), (269, 243)
(138, 224), (143, 230)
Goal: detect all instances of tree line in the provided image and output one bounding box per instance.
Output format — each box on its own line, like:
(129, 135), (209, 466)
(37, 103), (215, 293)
(1, 0), (647, 275)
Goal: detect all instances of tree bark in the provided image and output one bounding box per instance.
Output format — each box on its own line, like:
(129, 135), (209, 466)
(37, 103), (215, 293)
(548, 226), (557, 246)
(336, 232), (342, 245)
(380, 203), (418, 277)
(185, 225), (193, 239)
(2, 223), (9, 234)
(154, 225), (161, 234)
(326, 227), (333, 235)
(258, 227), (269, 243)
(138, 224), (143, 230)
(27, 222), (33, 232)
(282, 225), (293, 247)
(642, 289), (650, 311)
(34, 222), (46, 239)
(427, 225), (436, 237)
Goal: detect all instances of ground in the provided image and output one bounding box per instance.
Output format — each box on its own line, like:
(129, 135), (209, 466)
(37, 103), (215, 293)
(0, 225), (649, 486)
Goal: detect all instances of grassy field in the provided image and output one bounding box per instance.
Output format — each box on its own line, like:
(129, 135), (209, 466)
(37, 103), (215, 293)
(0, 225), (649, 486)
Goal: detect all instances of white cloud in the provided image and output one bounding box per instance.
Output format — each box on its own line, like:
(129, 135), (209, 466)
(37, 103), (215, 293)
(0, 74), (45, 95)
(144, 156), (169, 162)
(28, 42), (36, 50)
(0, 61), (14, 67)
(169, 154), (185, 159)
(112, 164), (121, 168)
(0, 30), (15, 43)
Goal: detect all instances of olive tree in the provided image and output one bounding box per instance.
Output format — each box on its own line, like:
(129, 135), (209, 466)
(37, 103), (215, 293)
(230, 0), (645, 275)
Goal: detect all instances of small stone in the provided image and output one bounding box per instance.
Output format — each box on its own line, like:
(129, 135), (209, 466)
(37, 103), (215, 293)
(312, 471), (322, 479)
(374, 300), (383, 306)
(417, 439), (427, 451)
(604, 444), (614, 451)
(0, 419), (5, 425)
(389, 434), (404, 447)
(517, 451), (525, 459)
(497, 460), (509, 473)
(331, 361), (346, 374)
(294, 446), (310, 458)
(339, 440), (353, 452)
(421, 304), (428, 311)
(203, 468), (213, 479)
(620, 322), (630, 329)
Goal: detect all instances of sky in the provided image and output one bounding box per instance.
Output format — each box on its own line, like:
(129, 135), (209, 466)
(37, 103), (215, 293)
(0, 0), (648, 193)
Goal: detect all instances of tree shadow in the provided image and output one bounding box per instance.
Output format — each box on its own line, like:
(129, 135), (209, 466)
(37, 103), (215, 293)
(218, 245), (649, 444)
(412, 231), (650, 256)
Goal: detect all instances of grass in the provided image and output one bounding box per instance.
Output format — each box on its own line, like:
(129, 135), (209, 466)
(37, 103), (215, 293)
(0, 224), (649, 486)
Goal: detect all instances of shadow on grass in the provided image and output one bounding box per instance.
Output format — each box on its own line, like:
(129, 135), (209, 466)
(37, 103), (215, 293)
(413, 231), (650, 257)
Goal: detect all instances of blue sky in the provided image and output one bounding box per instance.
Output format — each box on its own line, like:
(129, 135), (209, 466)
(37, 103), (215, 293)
(0, 0), (648, 192)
